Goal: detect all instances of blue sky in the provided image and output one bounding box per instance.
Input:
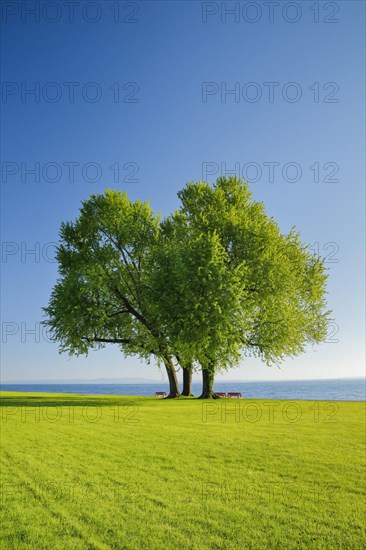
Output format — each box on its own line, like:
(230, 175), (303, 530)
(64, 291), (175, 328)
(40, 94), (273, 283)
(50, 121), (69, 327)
(1, 1), (365, 382)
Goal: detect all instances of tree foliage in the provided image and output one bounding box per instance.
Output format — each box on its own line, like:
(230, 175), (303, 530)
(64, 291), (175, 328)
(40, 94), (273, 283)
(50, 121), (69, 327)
(43, 190), (182, 396)
(147, 177), (330, 395)
(44, 179), (331, 398)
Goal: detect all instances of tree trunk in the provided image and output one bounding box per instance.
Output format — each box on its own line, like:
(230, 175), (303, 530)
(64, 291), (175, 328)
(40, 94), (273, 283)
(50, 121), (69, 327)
(181, 364), (194, 396)
(199, 368), (219, 399)
(163, 355), (180, 398)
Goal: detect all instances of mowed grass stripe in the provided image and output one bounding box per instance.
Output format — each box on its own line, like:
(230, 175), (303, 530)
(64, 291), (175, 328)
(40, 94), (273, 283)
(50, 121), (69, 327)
(1, 448), (111, 550)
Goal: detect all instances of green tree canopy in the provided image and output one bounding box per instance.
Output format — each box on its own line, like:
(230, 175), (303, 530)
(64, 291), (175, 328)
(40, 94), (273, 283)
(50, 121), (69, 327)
(43, 190), (181, 397)
(44, 179), (331, 399)
(148, 177), (330, 397)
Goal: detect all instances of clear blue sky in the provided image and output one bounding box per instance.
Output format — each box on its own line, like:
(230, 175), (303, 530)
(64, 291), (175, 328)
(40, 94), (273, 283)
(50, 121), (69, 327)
(1, 1), (365, 382)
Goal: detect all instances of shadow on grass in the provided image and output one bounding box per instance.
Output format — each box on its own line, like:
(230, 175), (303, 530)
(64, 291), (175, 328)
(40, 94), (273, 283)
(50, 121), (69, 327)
(0, 395), (140, 408)
(0, 394), (201, 408)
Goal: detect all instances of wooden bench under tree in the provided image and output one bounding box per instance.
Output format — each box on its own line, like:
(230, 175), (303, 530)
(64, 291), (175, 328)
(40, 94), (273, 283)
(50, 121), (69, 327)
(155, 392), (167, 398)
(216, 392), (227, 397)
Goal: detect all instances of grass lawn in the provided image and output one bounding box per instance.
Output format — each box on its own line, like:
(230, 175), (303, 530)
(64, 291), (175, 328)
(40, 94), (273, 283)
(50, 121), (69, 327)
(0, 392), (365, 549)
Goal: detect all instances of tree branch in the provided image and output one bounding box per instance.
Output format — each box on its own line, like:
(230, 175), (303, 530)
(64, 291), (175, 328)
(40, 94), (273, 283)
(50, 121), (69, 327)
(82, 336), (131, 345)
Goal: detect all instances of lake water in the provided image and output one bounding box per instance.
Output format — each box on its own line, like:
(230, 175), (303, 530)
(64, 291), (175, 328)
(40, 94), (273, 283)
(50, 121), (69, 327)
(1, 378), (364, 401)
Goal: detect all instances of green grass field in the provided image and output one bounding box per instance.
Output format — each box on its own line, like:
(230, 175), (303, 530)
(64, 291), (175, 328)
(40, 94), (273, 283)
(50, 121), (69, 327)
(0, 392), (365, 549)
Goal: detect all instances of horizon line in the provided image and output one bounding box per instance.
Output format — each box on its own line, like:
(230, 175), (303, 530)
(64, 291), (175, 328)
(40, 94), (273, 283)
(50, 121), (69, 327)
(1, 376), (365, 385)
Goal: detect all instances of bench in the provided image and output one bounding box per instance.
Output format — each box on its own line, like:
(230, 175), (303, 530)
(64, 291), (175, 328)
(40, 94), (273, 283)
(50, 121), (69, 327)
(155, 392), (167, 398)
(227, 392), (243, 398)
(216, 392), (227, 397)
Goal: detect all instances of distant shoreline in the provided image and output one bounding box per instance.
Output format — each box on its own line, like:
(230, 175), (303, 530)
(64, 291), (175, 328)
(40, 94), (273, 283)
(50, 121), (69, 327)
(1, 377), (365, 385)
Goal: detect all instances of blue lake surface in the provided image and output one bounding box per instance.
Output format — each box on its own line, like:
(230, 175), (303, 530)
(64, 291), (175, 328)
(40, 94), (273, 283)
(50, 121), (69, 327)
(1, 379), (364, 401)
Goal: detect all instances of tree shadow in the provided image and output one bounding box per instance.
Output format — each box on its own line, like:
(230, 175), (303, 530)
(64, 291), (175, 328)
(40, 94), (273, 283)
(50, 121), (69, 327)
(0, 394), (140, 408)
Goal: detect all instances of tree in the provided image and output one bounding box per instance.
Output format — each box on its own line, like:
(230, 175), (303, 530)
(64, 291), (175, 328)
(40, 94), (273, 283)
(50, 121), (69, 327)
(44, 180), (330, 399)
(175, 354), (194, 397)
(148, 177), (330, 397)
(147, 207), (250, 398)
(43, 190), (181, 398)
